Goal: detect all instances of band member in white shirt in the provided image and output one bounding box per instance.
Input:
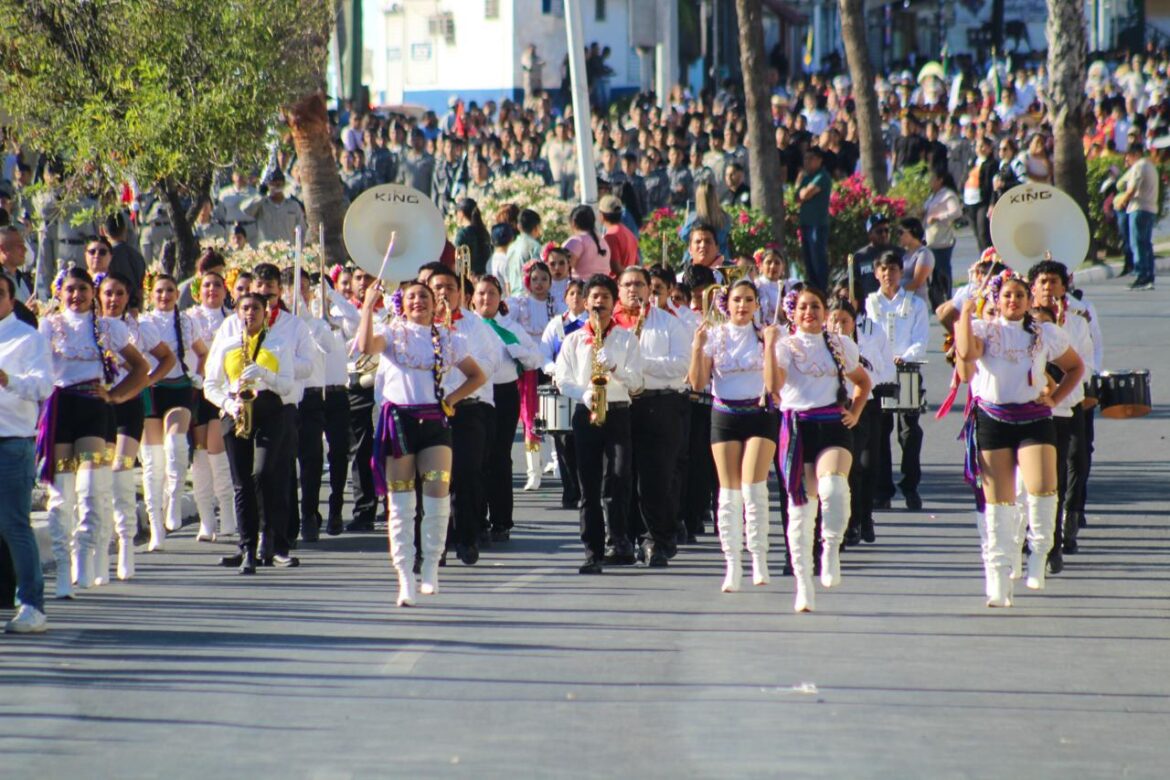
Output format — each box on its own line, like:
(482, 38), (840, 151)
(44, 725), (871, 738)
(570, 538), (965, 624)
(356, 279), (485, 606)
(539, 279), (587, 509)
(613, 266), (691, 567)
(688, 279), (781, 591)
(865, 251), (929, 511)
(38, 268), (148, 595)
(774, 286), (872, 613)
(0, 274), (53, 632)
(555, 274), (644, 574)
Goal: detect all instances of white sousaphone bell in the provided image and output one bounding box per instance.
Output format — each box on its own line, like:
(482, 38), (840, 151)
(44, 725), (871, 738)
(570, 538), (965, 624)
(990, 182), (1090, 272)
(342, 184), (447, 283)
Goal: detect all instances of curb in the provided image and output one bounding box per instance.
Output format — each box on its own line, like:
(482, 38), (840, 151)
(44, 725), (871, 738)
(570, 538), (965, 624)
(1074, 254), (1170, 284)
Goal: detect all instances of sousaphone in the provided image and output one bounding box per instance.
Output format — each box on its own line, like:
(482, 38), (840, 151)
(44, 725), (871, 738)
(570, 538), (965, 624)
(343, 184), (447, 282)
(990, 182), (1090, 272)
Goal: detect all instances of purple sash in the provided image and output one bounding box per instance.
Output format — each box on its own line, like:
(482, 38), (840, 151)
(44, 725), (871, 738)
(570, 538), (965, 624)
(35, 381), (104, 483)
(371, 402), (448, 496)
(960, 397), (1052, 490)
(712, 396), (773, 415)
(778, 404), (843, 506)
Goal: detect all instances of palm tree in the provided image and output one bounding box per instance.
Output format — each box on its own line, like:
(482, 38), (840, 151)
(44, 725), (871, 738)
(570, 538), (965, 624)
(839, 0), (888, 192)
(287, 90), (347, 266)
(1046, 0), (1091, 227)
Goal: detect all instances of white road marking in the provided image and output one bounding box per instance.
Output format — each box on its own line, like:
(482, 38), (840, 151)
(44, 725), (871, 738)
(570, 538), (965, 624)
(381, 644), (434, 675)
(491, 567), (555, 593)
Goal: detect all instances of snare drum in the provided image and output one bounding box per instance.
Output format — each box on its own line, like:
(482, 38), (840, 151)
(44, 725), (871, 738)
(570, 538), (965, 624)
(880, 362), (926, 414)
(536, 386), (574, 434)
(1094, 370), (1152, 419)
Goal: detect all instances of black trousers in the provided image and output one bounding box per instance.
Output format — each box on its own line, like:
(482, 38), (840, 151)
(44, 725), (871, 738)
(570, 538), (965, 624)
(878, 410), (922, 497)
(672, 400), (693, 538)
(552, 432), (580, 507)
(451, 400), (492, 547)
(348, 385), (377, 525)
(486, 382), (520, 532)
(221, 392), (284, 557)
(1081, 405), (1095, 511)
(275, 404), (298, 554)
(848, 400), (882, 534)
(683, 401), (716, 534)
(1053, 405), (1088, 547)
(629, 392), (687, 550)
(967, 204), (991, 253)
(297, 388), (351, 529)
(573, 403), (632, 557)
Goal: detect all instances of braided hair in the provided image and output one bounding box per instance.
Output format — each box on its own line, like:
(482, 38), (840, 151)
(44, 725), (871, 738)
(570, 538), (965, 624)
(153, 274), (189, 375)
(797, 285), (849, 407)
(401, 281), (445, 405)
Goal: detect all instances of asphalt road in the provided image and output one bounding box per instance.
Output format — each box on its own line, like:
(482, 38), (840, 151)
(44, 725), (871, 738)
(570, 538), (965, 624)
(2, 270), (1168, 779)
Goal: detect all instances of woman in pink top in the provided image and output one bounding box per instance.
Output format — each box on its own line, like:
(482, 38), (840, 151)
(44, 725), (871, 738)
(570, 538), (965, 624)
(563, 205), (611, 279)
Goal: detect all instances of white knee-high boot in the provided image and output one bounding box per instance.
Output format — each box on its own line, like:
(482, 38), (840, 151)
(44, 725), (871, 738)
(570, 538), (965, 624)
(46, 468), (77, 599)
(209, 450), (238, 536)
(73, 464), (102, 589)
(716, 487), (744, 592)
(742, 482), (770, 586)
(112, 468), (138, 580)
(419, 494), (451, 595)
(91, 464), (115, 586)
(818, 474), (850, 588)
(787, 500), (817, 613)
(190, 448), (217, 541)
(163, 434), (188, 532)
(388, 490), (418, 606)
(1025, 493), (1059, 591)
(523, 446), (541, 491)
(141, 443), (166, 550)
(983, 503), (1015, 607)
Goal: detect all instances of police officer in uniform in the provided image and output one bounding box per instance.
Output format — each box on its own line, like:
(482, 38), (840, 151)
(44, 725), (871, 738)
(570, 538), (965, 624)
(136, 191), (173, 264)
(243, 170), (307, 245)
(215, 168), (259, 247)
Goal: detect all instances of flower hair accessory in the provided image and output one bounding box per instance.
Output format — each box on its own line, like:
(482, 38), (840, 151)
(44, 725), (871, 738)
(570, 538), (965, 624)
(389, 286), (405, 318)
(984, 269), (1023, 310)
(752, 248), (767, 266)
(51, 268), (68, 298)
(715, 286), (730, 317)
(540, 241), (559, 263)
(328, 264), (344, 285)
(92, 272), (107, 290)
(781, 288), (801, 329)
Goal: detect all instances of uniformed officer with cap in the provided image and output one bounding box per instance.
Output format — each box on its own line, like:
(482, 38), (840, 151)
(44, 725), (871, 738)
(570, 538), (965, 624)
(242, 170), (306, 245)
(215, 168), (260, 246)
(136, 191), (173, 263)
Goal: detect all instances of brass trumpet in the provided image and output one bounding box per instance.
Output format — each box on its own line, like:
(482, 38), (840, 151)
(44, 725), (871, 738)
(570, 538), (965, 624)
(588, 308), (609, 427)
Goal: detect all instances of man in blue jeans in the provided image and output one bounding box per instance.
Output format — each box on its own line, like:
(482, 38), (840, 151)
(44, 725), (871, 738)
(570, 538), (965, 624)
(0, 273), (53, 634)
(795, 148), (832, 290)
(1116, 143), (1159, 291)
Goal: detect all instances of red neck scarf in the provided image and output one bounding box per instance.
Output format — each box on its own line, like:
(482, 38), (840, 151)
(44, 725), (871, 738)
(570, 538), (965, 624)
(583, 318), (616, 345)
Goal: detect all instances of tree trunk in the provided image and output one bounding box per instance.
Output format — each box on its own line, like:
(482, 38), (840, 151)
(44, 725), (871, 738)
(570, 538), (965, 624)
(733, 0), (786, 257)
(839, 0), (888, 193)
(287, 89), (347, 267)
(160, 179), (198, 279)
(1046, 0), (1092, 259)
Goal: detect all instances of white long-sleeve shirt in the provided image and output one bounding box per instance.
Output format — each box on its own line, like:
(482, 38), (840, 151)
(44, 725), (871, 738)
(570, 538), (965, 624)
(540, 310), (588, 375)
(203, 329), (294, 410)
(854, 316), (897, 389)
(0, 313), (53, 437)
(475, 310), (543, 384)
(555, 322), (644, 405)
(620, 307), (690, 392)
(866, 289), (929, 362)
(212, 308), (318, 405)
(443, 308), (500, 405)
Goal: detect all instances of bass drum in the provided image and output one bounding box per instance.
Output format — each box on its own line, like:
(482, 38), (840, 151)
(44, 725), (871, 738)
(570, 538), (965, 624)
(1093, 370), (1152, 419)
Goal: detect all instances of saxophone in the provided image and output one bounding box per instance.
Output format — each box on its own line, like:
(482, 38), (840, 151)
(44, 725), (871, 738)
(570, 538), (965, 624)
(588, 309), (609, 427)
(235, 327), (258, 439)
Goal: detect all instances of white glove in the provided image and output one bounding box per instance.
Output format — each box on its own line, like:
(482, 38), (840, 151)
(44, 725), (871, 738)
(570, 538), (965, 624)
(221, 398), (241, 418)
(190, 373), (204, 390)
(239, 363), (273, 389)
(581, 386), (593, 408)
(595, 348), (616, 371)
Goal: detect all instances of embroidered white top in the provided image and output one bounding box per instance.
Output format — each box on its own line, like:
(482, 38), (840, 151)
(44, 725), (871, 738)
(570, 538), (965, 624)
(39, 310), (130, 387)
(506, 293), (565, 340)
(774, 330), (860, 411)
(703, 322), (766, 401)
(116, 316), (162, 383)
(373, 318), (471, 406)
(141, 309), (200, 380)
(971, 318), (1071, 405)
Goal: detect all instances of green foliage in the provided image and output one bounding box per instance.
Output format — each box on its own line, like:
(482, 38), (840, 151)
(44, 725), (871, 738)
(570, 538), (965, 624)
(0, 0), (331, 206)
(887, 163), (932, 220)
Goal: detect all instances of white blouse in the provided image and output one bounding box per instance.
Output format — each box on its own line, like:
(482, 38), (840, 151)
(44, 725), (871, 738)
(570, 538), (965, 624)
(775, 330), (860, 411)
(187, 304), (231, 345)
(703, 322), (766, 401)
(39, 310), (131, 388)
(475, 310), (544, 385)
(116, 316), (162, 383)
(853, 317), (897, 389)
(373, 319), (470, 406)
(506, 294), (564, 340)
(971, 318), (1070, 405)
(142, 309), (200, 379)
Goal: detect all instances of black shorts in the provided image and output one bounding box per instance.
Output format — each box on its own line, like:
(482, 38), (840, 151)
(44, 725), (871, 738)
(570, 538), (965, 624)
(147, 381), (196, 419)
(976, 409), (1056, 451)
(113, 394), (146, 441)
(711, 408), (779, 445)
(377, 408), (452, 455)
(796, 416), (852, 458)
(54, 393), (113, 444)
(195, 396), (219, 426)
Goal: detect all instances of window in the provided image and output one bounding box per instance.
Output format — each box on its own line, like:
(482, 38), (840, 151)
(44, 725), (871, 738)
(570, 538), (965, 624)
(485, 0), (499, 19)
(596, 0), (606, 21)
(542, 0), (564, 15)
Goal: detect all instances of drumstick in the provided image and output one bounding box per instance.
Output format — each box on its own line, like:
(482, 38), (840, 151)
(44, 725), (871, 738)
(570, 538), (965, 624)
(375, 230), (398, 282)
(847, 253), (855, 303)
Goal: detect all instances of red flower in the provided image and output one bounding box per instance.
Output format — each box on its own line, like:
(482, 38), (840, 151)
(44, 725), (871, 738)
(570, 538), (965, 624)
(738, 211), (750, 225)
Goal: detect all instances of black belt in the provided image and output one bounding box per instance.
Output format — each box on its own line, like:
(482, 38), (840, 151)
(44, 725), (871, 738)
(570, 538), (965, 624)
(325, 384), (346, 393)
(59, 238), (86, 245)
(578, 400), (630, 409)
(0, 436), (35, 443)
(688, 392), (713, 406)
(637, 389), (683, 398)
(456, 398), (486, 407)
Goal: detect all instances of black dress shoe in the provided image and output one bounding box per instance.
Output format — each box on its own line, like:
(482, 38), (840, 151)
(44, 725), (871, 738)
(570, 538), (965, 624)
(844, 527), (862, 547)
(325, 516), (344, 536)
(272, 554), (300, 568)
(219, 554), (243, 567)
(478, 528), (493, 547)
(872, 497), (891, 510)
(648, 548), (669, 568)
(578, 557), (603, 574)
(345, 519), (374, 533)
(1078, 514), (1087, 529)
(861, 518), (876, 544)
(457, 544), (479, 565)
(1047, 551), (1064, 575)
(634, 543), (647, 564)
(300, 527), (320, 544)
(903, 490), (922, 511)
(603, 541), (636, 566)
(490, 528), (511, 542)
(239, 552), (256, 575)
(1063, 537), (1079, 555)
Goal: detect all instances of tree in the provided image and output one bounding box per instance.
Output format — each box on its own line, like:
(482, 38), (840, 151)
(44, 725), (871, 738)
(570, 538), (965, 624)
(0, 0), (333, 278)
(839, 0), (888, 193)
(1046, 0), (1091, 242)
(733, 0), (786, 259)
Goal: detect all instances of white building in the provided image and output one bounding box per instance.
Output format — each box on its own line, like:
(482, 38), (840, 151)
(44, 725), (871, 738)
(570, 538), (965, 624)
(364, 0), (645, 112)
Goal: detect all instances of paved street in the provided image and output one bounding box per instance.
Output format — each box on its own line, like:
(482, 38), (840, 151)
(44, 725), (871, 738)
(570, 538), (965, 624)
(3, 271), (1169, 779)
